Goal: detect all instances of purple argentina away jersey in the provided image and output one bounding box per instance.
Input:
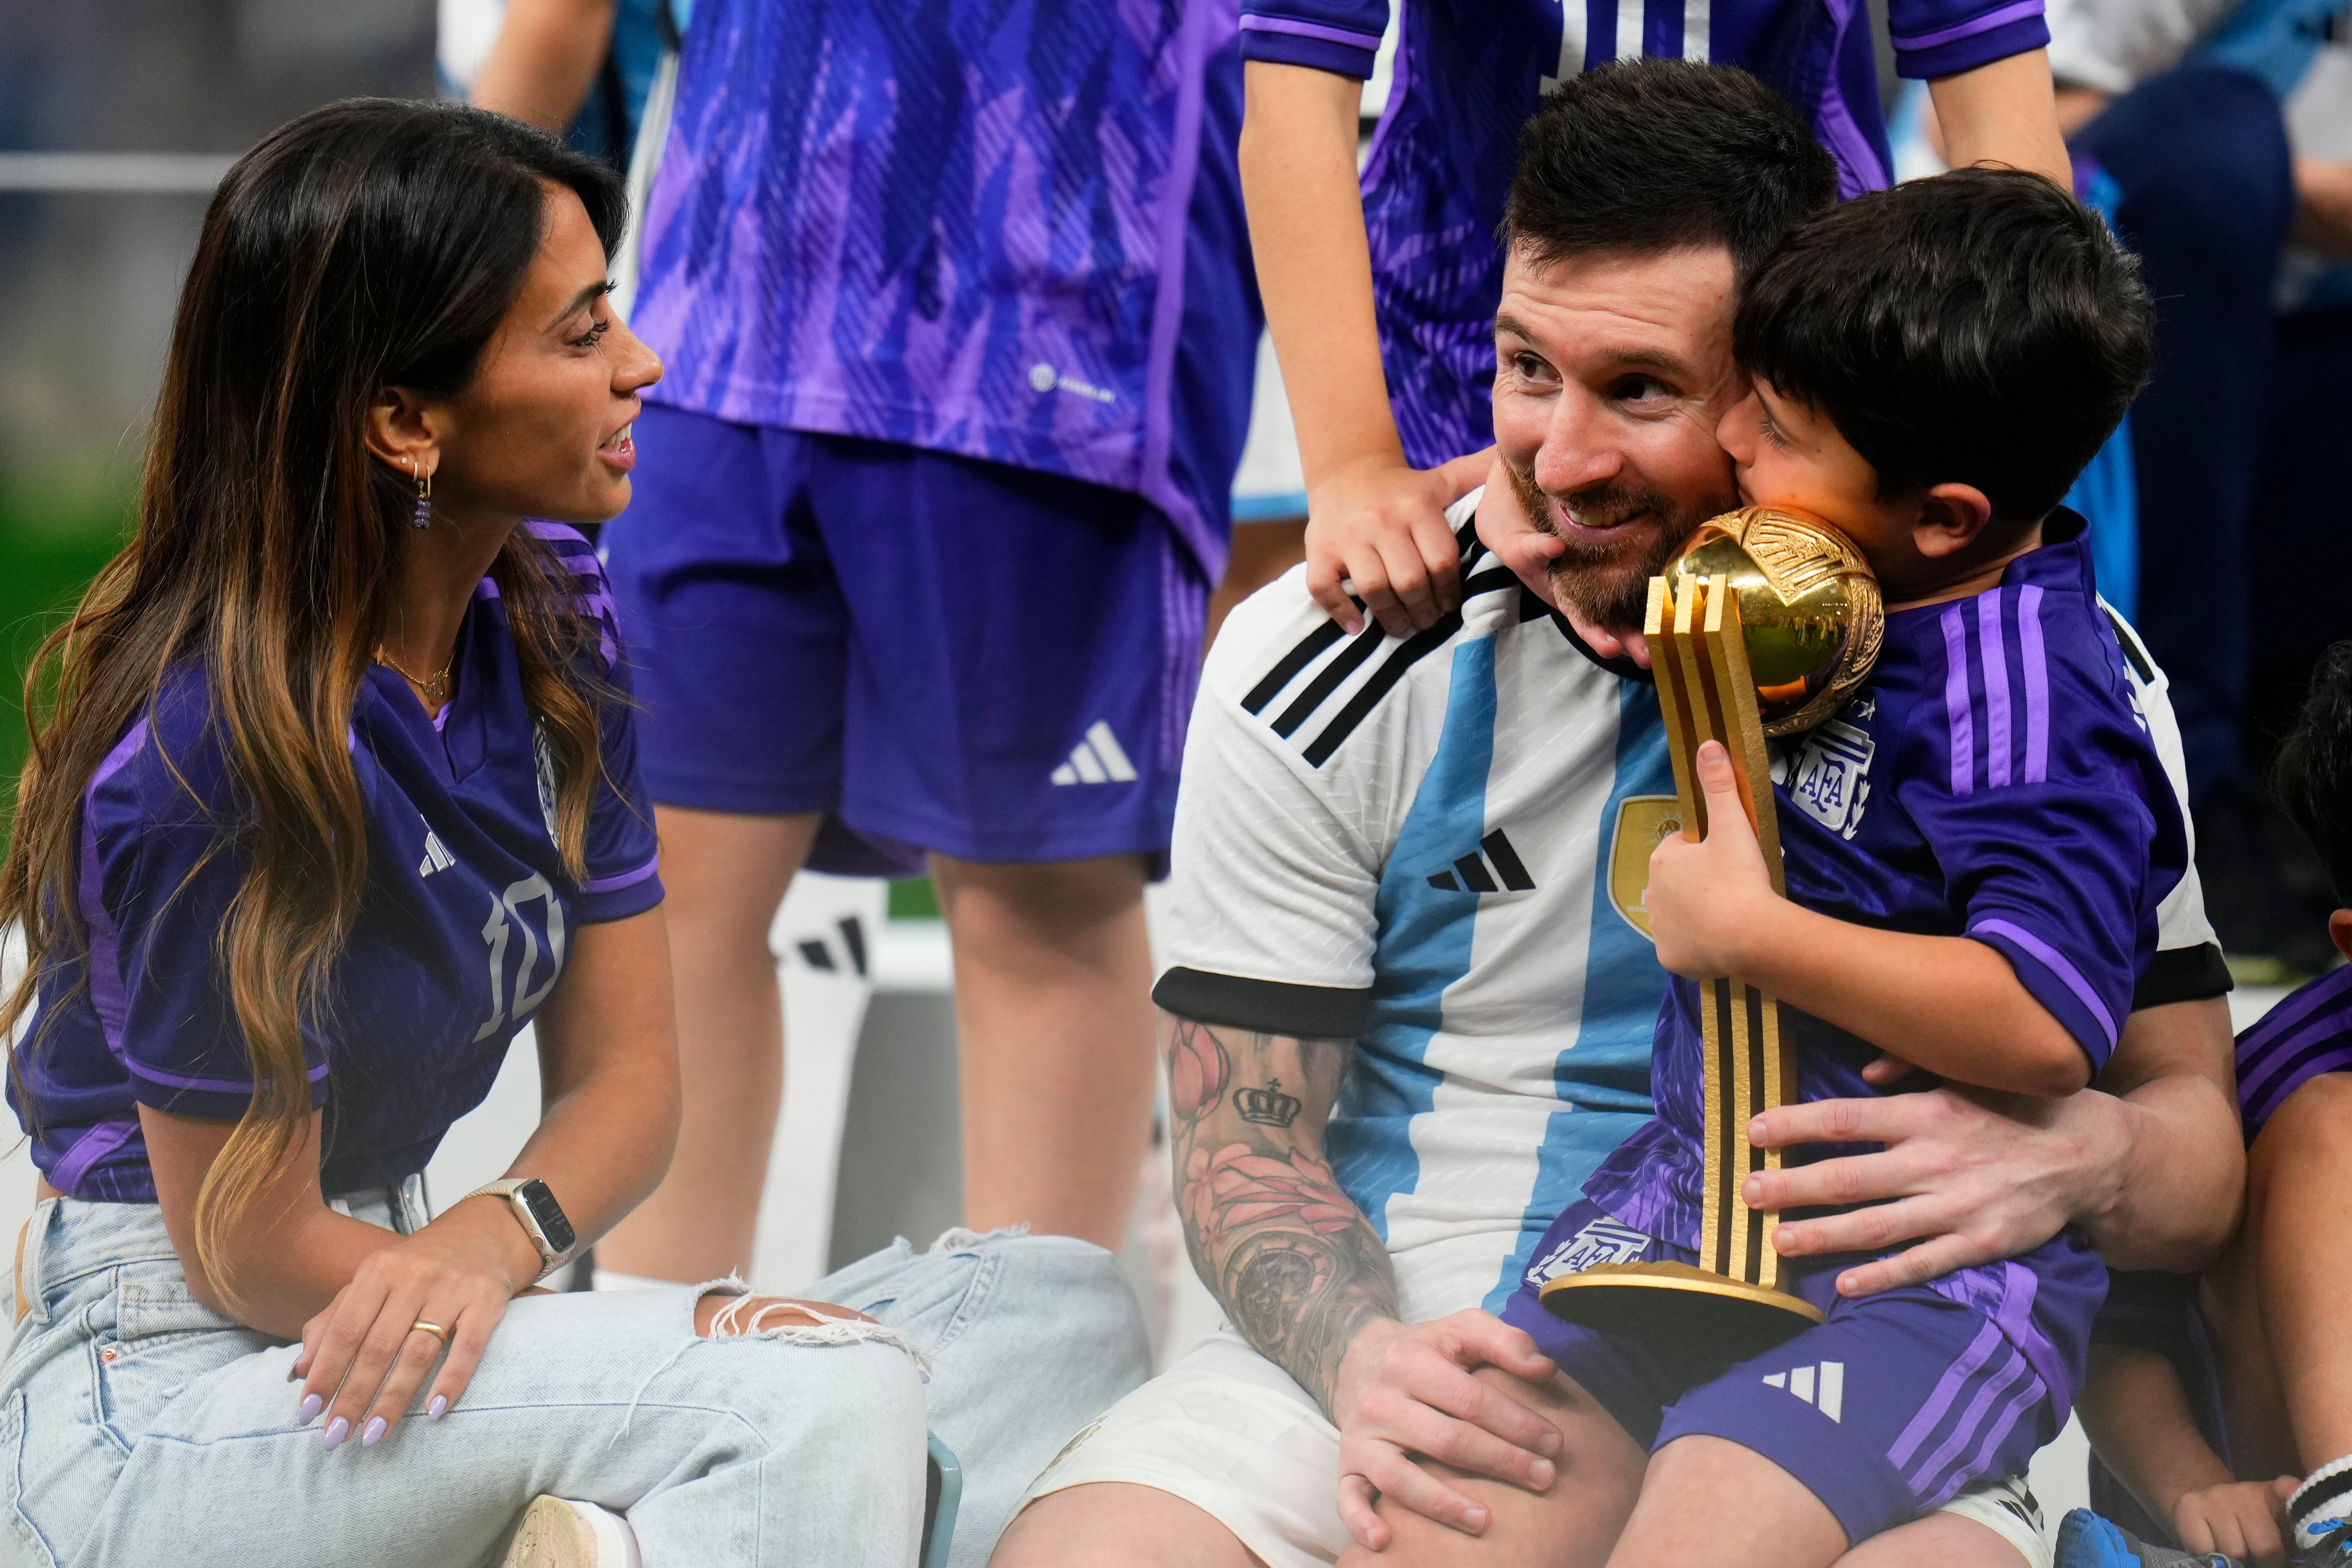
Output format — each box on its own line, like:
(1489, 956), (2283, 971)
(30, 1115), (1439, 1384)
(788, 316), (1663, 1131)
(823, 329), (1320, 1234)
(629, 0), (1260, 580)
(2234, 962), (2352, 1146)
(1242, 0), (2053, 466)
(1584, 526), (2188, 1250)
(8, 524), (662, 1203)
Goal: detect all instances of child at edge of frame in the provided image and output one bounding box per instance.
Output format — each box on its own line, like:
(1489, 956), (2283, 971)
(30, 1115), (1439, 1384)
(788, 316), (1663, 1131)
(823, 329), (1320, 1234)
(1493, 165), (2188, 1563)
(2054, 639), (2352, 1568)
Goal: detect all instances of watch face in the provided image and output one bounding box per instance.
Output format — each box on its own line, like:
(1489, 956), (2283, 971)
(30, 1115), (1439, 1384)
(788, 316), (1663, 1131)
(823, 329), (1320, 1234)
(517, 1179), (576, 1256)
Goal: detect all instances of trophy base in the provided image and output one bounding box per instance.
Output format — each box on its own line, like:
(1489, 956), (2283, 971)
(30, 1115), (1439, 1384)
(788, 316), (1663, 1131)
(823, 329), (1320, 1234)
(1540, 1261), (1825, 1385)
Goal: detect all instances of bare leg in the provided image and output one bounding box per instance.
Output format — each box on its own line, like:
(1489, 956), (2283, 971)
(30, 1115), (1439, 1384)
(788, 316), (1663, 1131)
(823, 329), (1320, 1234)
(931, 853), (1157, 1247)
(1837, 1511), (2031, 1566)
(598, 807), (823, 1281)
(1600, 1435), (1846, 1568)
(2205, 1115), (2296, 1482)
(2243, 1072), (2352, 1473)
(1334, 1366), (1647, 1568)
(992, 1482), (1269, 1568)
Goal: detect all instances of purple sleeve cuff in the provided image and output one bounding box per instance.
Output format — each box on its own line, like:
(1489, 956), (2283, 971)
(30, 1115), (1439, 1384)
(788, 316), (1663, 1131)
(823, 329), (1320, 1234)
(1894, 11), (2050, 78)
(1239, 24), (1379, 79)
(580, 868), (665, 924)
(1969, 918), (2121, 1075)
(125, 1056), (332, 1122)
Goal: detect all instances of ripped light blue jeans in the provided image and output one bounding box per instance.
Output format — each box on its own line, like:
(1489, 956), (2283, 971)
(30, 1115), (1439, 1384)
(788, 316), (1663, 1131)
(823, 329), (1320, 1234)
(2, 1186), (1149, 1568)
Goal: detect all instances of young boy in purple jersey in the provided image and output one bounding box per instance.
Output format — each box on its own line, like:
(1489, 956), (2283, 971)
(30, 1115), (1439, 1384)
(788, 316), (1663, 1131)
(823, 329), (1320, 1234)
(2058, 642), (2352, 1568)
(1488, 168), (2182, 1563)
(596, 0), (1261, 1281)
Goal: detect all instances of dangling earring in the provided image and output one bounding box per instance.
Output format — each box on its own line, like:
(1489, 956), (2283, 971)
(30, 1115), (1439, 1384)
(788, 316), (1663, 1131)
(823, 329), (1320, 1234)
(407, 456), (433, 531)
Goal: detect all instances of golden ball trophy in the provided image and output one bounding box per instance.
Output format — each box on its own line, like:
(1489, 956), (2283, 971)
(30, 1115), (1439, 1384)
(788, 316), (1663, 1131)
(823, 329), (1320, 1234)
(1541, 506), (1884, 1381)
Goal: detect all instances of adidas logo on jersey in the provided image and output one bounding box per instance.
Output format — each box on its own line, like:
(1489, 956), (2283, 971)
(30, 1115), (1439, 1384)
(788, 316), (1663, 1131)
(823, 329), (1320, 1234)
(1049, 721), (1137, 786)
(1426, 830), (1536, 894)
(418, 829), (455, 878)
(1761, 1361), (1845, 1422)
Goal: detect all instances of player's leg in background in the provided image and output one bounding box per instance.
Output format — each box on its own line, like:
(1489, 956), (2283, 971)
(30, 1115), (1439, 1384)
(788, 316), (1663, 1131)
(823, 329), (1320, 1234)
(2217, 1071), (2352, 1480)
(931, 852), (1157, 1248)
(807, 438), (1207, 1249)
(595, 807), (822, 1281)
(596, 408), (850, 1283)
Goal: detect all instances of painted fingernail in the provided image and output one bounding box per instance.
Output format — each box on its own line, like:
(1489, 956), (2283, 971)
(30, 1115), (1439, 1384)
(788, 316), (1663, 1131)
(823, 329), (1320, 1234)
(361, 1416), (386, 1447)
(427, 1395), (448, 1420)
(297, 1393), (323, 1426)
(322, 1416), (350, 1450)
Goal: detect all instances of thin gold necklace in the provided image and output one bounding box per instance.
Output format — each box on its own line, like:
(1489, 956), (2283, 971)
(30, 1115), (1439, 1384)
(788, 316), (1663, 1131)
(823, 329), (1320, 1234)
(374, 643), (452, 705)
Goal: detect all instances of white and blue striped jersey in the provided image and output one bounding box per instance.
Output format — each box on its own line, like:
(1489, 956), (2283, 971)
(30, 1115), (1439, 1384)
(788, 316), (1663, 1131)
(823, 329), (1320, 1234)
(1155, 492), (2226, 1324)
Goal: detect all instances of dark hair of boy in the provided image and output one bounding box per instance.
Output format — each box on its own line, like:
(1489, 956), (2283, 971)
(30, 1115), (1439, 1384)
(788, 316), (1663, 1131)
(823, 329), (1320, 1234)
(2274, 639), (2352, 904)
(1735, 167), (2154, 529)
(1501, 58), (1840, 286)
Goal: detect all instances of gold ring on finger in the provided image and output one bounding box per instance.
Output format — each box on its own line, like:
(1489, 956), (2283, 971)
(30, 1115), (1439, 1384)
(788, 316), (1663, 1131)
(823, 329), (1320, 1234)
(410, 1320), (449, 1343)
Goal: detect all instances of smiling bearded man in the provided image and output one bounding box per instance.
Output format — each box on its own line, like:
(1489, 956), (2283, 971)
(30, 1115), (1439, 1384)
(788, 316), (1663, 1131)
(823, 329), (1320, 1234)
(992, 59), (2242, 1568)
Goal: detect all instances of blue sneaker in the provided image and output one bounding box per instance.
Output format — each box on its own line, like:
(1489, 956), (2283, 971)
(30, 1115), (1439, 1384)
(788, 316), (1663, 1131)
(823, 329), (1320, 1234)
(2056, 1508), (2242, 1568)
(2301, 1520), (2352, 1566)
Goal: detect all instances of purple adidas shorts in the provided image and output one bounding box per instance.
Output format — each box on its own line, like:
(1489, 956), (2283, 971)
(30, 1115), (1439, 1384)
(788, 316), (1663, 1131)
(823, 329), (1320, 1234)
(1498, 1199), (2105, 1546)
(601, 406), (1209, 871)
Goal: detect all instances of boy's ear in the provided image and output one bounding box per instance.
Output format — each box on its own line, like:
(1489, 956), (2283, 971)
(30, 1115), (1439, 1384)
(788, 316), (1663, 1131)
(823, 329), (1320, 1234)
(1909, 483), (1996, 560)
(2329, 909), (2352, 966)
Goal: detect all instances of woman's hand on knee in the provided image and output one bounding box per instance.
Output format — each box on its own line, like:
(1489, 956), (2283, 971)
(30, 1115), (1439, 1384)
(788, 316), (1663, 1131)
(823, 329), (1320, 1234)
(695, 1294), (876, 1336)
(291, 1201), (543, 1450)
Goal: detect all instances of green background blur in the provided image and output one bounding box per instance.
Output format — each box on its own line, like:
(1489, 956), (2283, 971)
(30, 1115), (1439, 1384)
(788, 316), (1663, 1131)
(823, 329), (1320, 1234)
(0, 478), (135, 842)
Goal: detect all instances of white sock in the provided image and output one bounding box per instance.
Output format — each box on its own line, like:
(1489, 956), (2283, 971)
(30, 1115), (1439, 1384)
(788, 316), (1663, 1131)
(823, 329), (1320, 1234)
(590, 1267), (681, 1293)
(2291, 1454), (2352, 1549)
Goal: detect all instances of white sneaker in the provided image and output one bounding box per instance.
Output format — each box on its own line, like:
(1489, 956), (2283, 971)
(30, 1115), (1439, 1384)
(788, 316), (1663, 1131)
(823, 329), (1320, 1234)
(502, 1496), (644, 1568)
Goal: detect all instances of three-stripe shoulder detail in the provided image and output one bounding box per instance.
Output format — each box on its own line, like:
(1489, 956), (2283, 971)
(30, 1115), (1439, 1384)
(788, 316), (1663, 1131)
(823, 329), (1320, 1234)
(1241, 556), (1517, 768)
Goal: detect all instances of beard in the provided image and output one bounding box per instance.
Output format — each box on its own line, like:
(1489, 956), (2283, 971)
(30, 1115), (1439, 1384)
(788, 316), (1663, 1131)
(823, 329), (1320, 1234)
(1506, 459), (1705, 631)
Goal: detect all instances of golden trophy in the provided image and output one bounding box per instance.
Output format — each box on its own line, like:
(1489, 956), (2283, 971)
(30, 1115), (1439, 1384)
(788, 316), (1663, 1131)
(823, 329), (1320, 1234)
(1543, 506), (1884, 1380)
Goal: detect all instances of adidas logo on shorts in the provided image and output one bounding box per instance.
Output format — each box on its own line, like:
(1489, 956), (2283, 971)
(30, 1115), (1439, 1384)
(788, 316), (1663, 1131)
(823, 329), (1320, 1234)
(1762, 1361), (1845, 1422)
(1050, 721), (1137, 785)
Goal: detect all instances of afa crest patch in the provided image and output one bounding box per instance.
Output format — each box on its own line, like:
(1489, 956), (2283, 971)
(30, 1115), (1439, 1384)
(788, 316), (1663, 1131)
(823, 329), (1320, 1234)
(1777, 716), (1875, 840)
(1607, 796), (1682, 939)
(1526, 1217), (1654, 1287)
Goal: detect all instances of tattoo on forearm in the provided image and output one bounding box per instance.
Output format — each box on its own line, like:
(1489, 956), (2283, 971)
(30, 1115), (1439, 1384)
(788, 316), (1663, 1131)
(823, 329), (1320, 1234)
(1164, 1018), (1397, 1411)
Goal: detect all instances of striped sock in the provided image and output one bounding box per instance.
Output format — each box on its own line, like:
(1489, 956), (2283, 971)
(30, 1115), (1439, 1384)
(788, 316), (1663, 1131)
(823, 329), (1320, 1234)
(2291, 1454), (2352, 1550)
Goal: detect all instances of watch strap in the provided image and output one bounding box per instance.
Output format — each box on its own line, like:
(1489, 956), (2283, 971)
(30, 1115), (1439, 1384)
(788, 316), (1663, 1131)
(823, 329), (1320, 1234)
(461, 1178), (565, 1279)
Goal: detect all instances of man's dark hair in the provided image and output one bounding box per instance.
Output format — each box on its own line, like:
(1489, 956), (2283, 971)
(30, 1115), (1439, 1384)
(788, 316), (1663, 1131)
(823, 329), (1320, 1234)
(1735, 167), (2154, 526)
(2275, 640), (2352, 904)
(1502, 59), (1839, 285)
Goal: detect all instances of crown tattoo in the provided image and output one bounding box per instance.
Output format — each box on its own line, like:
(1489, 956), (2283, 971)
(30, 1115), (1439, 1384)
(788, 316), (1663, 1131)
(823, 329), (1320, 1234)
(1236, 1077), (1303, 1128)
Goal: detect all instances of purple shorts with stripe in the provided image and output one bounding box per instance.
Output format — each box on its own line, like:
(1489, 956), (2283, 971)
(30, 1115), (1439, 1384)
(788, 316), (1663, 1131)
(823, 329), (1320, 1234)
(1500, 1199), (2104, 1545)
(601, 405), (1209, 872)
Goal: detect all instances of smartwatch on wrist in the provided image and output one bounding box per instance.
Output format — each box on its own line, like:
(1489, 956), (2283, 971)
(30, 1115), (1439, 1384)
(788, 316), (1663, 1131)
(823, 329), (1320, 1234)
(460, 1177), (576, 1281)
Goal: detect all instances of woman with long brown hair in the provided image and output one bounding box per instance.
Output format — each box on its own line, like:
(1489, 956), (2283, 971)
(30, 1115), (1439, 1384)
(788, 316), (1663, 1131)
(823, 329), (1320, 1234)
(0, 98), (957, 1566)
